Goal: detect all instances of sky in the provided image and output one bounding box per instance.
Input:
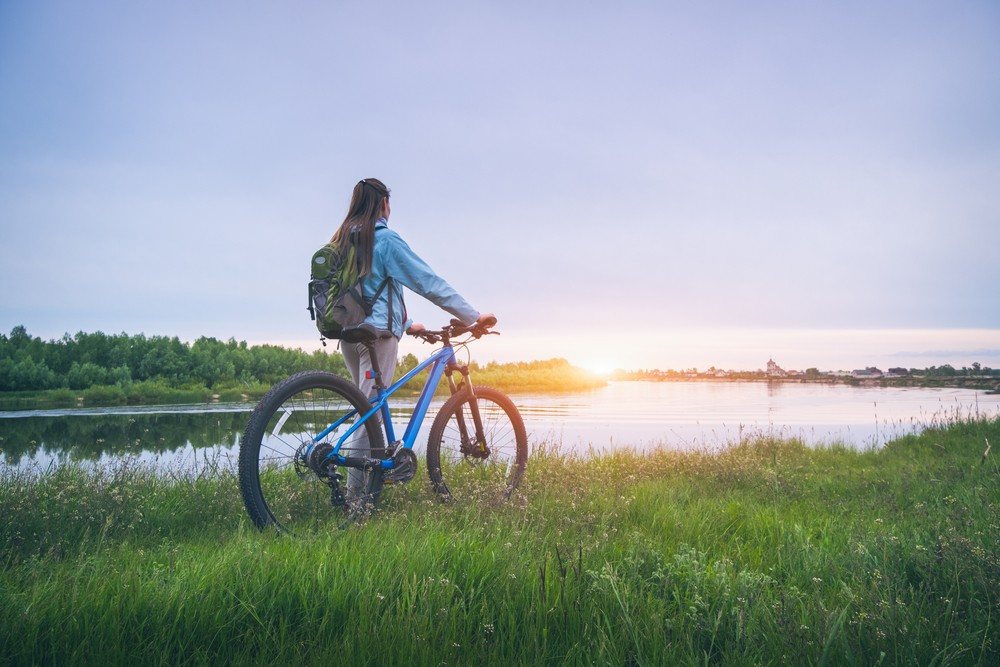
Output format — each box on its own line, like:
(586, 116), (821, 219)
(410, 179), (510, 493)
(1, 1), (998, 372)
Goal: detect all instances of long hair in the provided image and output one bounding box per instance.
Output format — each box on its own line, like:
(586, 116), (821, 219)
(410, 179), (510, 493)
(330, 178), (390, 276)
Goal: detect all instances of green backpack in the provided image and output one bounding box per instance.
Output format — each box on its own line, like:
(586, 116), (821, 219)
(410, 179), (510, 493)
(307, 241), (390, 341)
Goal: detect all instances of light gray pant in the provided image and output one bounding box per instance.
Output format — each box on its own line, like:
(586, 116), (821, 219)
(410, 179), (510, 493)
(341, 336), (398, 495)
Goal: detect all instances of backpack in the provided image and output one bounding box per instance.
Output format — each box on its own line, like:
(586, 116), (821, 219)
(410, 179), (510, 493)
(307, 239), (391, 341)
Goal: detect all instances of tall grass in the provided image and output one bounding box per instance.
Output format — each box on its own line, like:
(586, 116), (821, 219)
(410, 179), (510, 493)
(1, 418), (997, 665)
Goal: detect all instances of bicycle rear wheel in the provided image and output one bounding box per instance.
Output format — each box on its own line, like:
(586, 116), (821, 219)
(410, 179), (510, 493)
(426, 385), (527, 502)
(238, 371), (385, 532)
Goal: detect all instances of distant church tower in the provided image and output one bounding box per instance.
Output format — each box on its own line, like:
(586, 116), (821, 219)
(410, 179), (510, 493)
(766, 358), (786, 377)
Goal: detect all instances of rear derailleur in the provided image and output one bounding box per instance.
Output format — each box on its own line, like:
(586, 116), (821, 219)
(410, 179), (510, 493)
(295, 441), (347, 506)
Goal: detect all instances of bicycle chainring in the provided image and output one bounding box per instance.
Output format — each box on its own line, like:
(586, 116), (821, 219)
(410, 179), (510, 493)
(384, 447), (418, 484)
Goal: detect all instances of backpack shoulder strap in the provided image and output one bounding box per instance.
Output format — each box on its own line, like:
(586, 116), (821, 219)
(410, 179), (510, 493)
(359, 226), (397, 331)
(351, 276), (391, 318)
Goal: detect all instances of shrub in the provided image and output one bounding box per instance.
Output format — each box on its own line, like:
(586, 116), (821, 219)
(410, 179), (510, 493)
(46, 388), (77, 407)
(81, 384), (126, 406)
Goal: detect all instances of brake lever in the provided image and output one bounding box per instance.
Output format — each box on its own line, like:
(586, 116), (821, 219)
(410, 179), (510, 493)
(471, 328), (500, 339)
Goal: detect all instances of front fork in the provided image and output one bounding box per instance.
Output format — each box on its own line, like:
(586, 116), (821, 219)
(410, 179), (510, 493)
(446, 363), (489, 457)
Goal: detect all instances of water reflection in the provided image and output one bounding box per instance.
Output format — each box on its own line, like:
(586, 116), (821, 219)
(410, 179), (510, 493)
(2, 381), (998, 471)
(0, 411), (249, 465)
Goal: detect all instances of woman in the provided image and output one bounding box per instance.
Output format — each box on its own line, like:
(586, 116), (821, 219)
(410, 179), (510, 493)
(331, 177), (494, 395)
(330, 178), (493, 494)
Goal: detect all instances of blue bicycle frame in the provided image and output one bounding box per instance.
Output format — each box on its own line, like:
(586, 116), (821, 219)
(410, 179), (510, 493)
(306, 343), (459, 471)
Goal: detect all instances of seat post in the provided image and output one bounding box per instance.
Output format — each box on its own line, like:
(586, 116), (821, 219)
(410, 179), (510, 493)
(364, 341), (386, 392)
(342, 325), (388, 394)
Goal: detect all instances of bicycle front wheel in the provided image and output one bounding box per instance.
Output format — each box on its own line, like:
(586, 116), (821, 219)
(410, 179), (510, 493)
(238, 371), (385, 532)
(426, 385), (527, 502)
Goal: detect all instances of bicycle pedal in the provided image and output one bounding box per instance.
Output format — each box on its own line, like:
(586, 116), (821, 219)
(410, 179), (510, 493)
(383, 448), (418, 484)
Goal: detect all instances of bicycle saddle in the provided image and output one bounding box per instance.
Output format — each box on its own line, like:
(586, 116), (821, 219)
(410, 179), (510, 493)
(340, 324), (391, 344)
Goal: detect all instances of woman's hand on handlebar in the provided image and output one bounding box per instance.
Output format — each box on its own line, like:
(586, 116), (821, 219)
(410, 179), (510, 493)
(465, 312), (498, 338)
(407, 322), (441, 344)
(453, 313), (497, 335)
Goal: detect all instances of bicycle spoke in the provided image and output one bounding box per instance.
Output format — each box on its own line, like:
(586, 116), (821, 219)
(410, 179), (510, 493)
(240, 373), (384, 534)
(427, 387), (527, 501)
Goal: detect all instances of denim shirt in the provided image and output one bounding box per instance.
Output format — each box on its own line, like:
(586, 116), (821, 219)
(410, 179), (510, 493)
(361, 218), (479, 338)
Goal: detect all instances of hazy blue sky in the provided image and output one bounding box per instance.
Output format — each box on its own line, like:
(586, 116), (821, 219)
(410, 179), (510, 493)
(1, 1), (998, 369)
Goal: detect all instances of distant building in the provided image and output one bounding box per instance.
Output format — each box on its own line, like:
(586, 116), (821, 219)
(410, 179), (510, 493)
(766, 358), (787, 378)
(851, 367), (883, 378)
(885, 367), (910, 378)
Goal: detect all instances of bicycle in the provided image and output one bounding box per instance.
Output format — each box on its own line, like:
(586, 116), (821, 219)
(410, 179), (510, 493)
(238, 316), (527, 532)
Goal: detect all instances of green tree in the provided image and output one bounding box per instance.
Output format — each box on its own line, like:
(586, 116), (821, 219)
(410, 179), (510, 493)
(66, 362), (110, 390)
(9, 358), (58, 390)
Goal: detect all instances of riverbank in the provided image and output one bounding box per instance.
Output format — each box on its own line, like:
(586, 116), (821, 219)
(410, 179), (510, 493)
(0, 360), (606, 411)
(1, 418), (996, 664)
(0, 327), (605, 411)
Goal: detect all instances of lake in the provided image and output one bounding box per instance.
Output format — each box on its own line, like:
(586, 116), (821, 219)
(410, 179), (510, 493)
(1, 381), (997, 471)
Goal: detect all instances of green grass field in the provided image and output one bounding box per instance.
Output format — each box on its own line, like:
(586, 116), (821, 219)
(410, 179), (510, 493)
(1, 419), (997, 665)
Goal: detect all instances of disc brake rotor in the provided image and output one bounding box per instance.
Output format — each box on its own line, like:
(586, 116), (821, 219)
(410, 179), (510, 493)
(462, 437), (491, 462)
(293, 441), (312, 479)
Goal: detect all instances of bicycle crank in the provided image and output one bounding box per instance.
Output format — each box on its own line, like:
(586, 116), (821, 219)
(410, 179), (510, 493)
(383, 448), (418, 484)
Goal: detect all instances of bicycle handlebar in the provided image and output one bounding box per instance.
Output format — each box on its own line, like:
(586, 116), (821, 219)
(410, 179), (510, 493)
(408, 316), (499, 344)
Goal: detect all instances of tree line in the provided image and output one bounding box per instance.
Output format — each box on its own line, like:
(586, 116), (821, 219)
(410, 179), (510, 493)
(612, 363), (999, 380)
(0, 326), (348, 392)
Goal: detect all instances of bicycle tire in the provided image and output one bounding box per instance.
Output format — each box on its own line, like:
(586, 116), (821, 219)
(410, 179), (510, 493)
(238, 370), (386, 531)
(426, 385), (527, 501)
